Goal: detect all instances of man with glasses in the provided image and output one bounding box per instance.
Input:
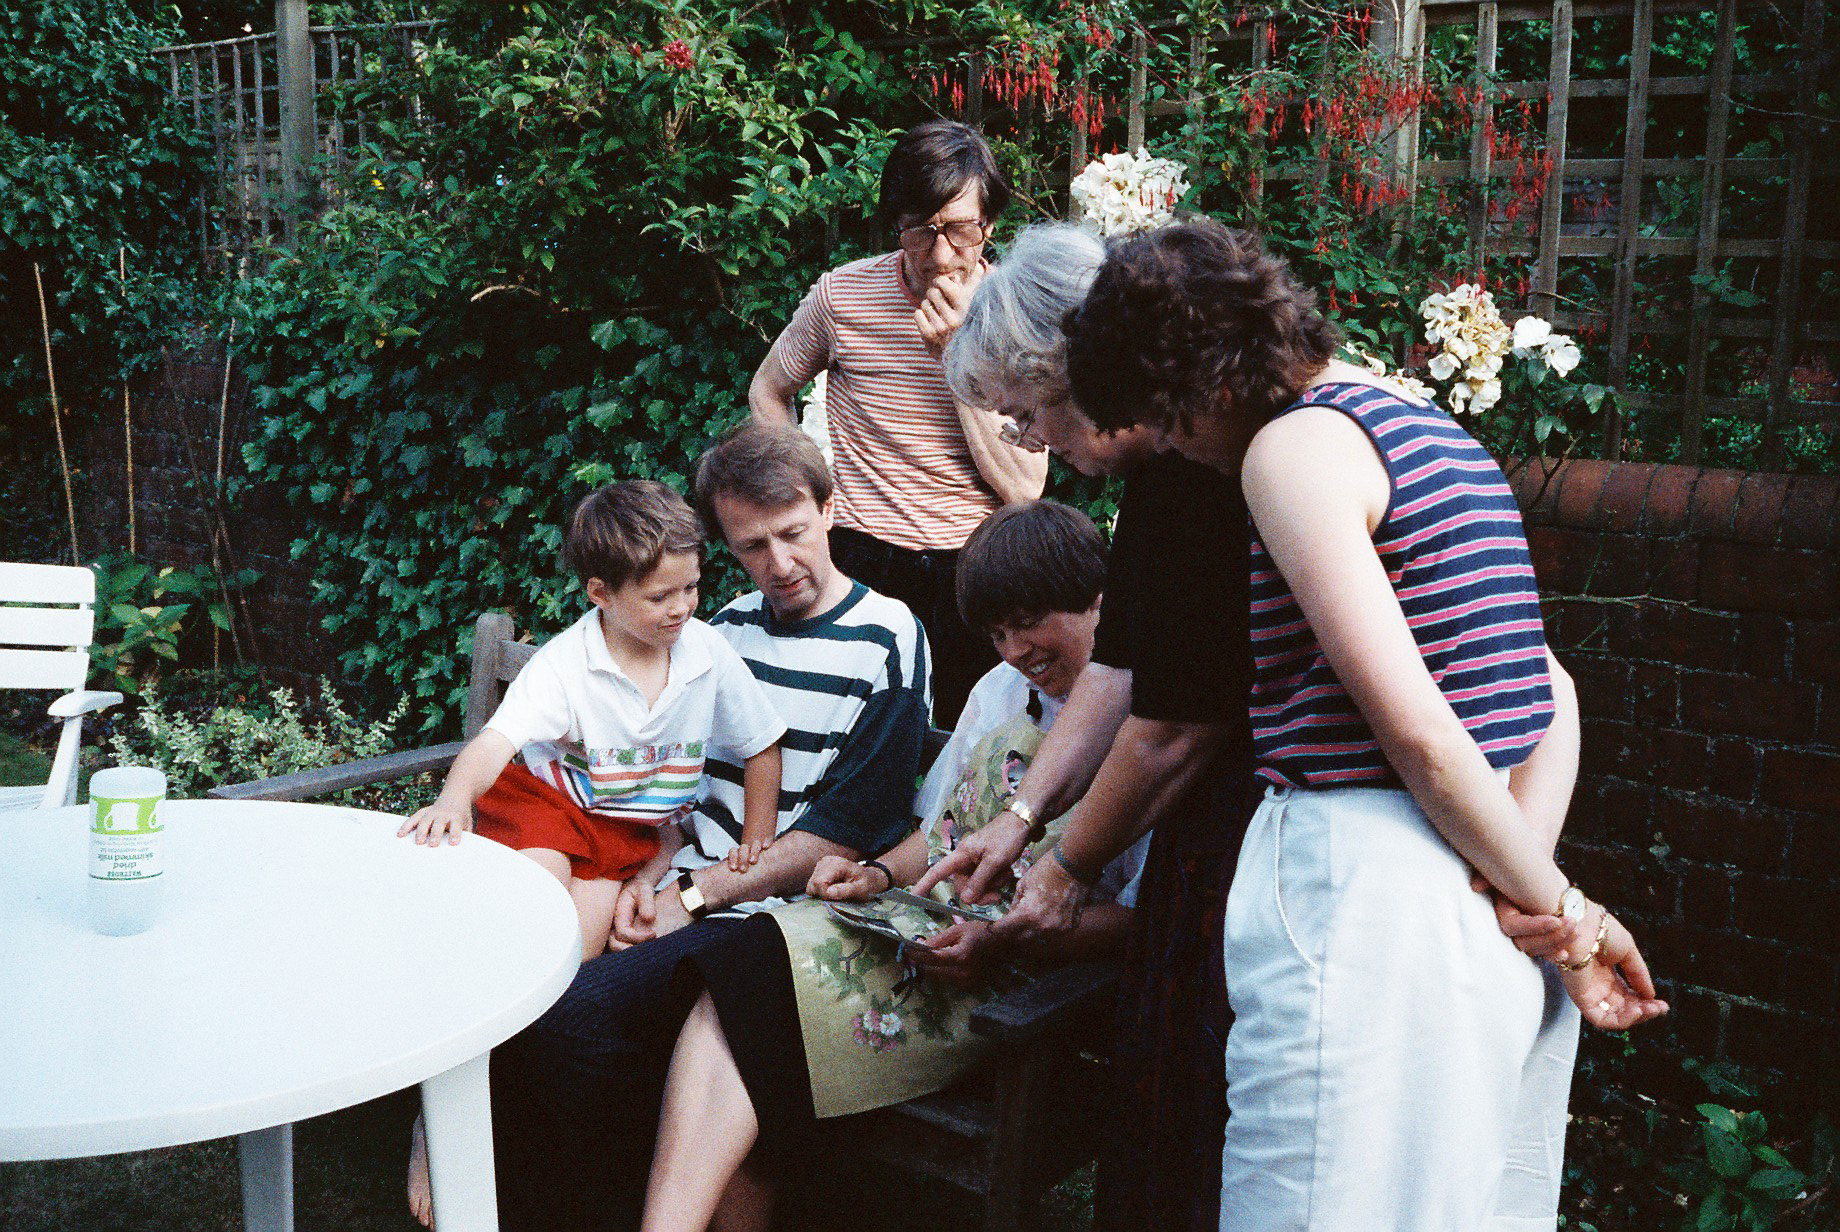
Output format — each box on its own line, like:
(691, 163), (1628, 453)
(749, 119), (1047, 724)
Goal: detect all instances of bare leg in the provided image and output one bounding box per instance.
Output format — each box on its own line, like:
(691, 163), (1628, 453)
(569, 875), (623, 961)
(518, 848), (618, 960)
(405, 1113), (433, 1229)
(640, 992), (760, 1232)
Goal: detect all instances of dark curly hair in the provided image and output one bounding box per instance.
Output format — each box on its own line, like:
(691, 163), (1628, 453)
(1063, 219), (1340, 437)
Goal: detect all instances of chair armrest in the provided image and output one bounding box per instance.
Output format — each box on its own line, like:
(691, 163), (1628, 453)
(968, 959), (1120, 1046)
(207, 742), (466, 802)
(48, 690), (124, 719)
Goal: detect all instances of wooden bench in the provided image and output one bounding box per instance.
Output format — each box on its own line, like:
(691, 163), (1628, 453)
(209, 612), (1117, 1231)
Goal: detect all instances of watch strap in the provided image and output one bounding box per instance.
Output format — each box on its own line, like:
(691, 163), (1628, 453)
(676, 870), (708, 920)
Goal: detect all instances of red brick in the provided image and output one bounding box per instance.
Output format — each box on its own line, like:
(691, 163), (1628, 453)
(1579, 533), (1654, 599)
(1527, 525), (1601, 594)
(1781, 952), (1839, 1019)
(1631, 662), (1681, 726)
(1511, 457), (1565, 520)
(1595, 602), (1650, 659)
(1555, 458), (1614, 528)
(1651, 924), (1788, 1005)
(1689, 468), (1744, 539)
(1788, 811), (1840, 870)
(1732, 472), (1794, 546)
(1794, 620), (1840, 687)
(1680, 863), (1735, 928)
(1760, 748), (1840, 816)
(1651, 729), (1711, 793)
(1735, 615), (1792, 678)
(1734, 874), (1839, 949)
(1640, 464), (1699, 536)
(1679, 671), (1819, 742)
(1581, 718), (1651, 782)
(1706, 739), (1761, 803)
(1660, 794), (1788, 872)
(1595, 464), (1655, 534)
(1654, 986), (1725, 1060)
(1725, 1003), (1830, 1072)
(1777, 474), (1840, 551)
(1698, 543), (1840, 618)
(1578, 779), (1656, 848)
(1636, 604), (1736, 670)
(1648, 539), (1700, 601)
(1545, 597), (1612, 653)
(1569, 655), (1632, 722)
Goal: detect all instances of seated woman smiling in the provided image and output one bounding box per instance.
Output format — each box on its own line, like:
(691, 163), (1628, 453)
(638, 499), (1149, 1232)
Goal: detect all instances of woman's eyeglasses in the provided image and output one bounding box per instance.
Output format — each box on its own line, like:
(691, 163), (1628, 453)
(896, 220), (988, 253)
(997, 411), (1049, 453)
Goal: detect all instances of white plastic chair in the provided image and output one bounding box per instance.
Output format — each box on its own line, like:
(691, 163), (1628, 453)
(1, 562), (123, 812)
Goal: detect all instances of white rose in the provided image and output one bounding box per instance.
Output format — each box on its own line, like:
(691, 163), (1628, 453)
(1543, 335), (1581, 377)
(1511, 315), (1553, 352)
(1428, 351), (1460, 381)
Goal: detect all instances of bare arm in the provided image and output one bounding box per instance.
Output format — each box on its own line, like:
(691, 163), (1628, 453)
(747, 346), (799, 426)
(397, 729), (516, 845)
(911, 661), (1133, 900)
(694, 829), (861, 910)
(808, 825), (930, 900)
(737, 743), (782, 846)
(1508, 649), (1579, 854)
(1245, 408), (1663, 1029)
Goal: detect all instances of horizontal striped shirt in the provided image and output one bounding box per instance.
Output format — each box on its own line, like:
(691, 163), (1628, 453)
(769, 251), (999, 551)
(1249, 382), (1554, 788)
(487, 612), (785, 827)
(674, 581), (932, 890)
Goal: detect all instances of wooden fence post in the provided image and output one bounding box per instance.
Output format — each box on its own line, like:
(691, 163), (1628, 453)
(275, 0), (316, 232)
(1372, 0), (1425, 209)
(1602, 0), (1655, 461)
(1530, 0), (1572, 320)
(1127, 27), (1147, 152)
(1760, 0), (1822, 471)
(1680, 0), (1738, 465)
(1466, 1), (1498, 277)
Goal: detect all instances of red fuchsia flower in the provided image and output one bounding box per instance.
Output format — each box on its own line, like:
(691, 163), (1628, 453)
(662, 39), (693, 72)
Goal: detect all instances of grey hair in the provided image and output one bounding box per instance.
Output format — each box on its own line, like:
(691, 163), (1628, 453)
(945, 222), (1106, 411)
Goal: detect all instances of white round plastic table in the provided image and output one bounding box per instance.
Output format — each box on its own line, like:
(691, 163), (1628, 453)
(0, 799), (580, 1232)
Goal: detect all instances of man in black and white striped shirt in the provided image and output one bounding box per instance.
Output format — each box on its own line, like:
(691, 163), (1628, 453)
(486, 423), (930, 1229)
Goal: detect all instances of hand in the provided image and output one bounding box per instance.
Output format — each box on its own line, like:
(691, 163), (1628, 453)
(649, 885), (693, 939)
(1471, 873), (1568, 960)
(726, 834), (773, 873)
(910, 920), (1002, 986)
(611, 877), (659, 948)
(1556, 912), (1669, 1031)
(397, 799), (471, 846)
(913, 265), (985, 358)
(910, 810), (1029, 905)
(808, 855), (884, 902)
(987, 849), (1087, 947)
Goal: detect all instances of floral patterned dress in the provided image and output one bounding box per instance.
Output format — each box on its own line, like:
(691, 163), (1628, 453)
(767, 692), (1143, 1118)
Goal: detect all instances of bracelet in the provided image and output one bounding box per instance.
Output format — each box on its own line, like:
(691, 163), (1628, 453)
(1050, 839), (1103, 888)
(1557, 908), (1610, 972)
(1003, 795), (1047, 844)
(862, 859), (895, 892)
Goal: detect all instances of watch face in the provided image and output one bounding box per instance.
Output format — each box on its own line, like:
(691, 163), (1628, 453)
(1559, 886), (1587, 922)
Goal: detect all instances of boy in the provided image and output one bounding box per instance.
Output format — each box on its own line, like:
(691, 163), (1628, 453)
(397, 479), (785, 961)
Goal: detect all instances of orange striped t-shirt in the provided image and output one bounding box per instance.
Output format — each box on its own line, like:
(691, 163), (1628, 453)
(768, 251), (1000, 551)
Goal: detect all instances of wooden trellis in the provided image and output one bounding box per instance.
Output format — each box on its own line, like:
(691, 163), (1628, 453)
(154, 21), (435, 267)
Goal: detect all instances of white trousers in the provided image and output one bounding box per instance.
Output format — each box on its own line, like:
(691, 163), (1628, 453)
(1219, 784), (1581, 1232)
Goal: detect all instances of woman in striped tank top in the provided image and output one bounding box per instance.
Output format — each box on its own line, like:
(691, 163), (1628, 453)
(1061, 220), (1668, 1231)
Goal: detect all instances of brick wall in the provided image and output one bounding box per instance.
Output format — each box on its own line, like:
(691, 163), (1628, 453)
(76, 342), (340, 683)
(1511, 459), (1839, 1110)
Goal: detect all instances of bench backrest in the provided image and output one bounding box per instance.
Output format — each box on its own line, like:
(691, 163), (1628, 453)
(461, 612), (536, 740)
(0, 562), (99, 694)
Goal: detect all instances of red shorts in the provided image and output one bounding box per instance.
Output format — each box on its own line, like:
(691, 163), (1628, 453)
(473, 762), (659, 882)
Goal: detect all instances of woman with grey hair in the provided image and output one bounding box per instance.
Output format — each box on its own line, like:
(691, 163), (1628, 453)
(938, 221), (1260, 1232)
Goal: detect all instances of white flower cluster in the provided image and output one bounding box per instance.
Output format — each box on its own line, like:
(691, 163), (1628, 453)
(1418, 283), (1580, 415)
(1348, 347), (1437, 405)
(1070, 150), (1189, 237)
(798, 370), (832, 468)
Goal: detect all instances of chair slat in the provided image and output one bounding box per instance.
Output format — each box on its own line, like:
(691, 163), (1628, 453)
(0, 563), (96, 606)
(0, 607), (96, 650)
(0, 647), (92, 691)
(499, 641), (537, 680)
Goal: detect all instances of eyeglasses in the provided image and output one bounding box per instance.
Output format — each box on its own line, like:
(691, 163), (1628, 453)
(997, 410), (1049, 453)
(896, 219), (988, 253)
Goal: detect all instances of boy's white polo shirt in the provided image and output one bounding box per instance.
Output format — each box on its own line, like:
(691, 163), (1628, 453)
(485, 609), (784, 828)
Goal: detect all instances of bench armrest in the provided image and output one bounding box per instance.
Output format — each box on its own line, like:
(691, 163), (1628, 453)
(968, 959), (1120, 1046)
(207, 742), (466, 802)
(48, 689), (124, 719)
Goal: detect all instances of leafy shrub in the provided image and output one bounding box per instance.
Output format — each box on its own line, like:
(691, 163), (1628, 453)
(1668, 1062), (1836, 1232)
(88, 554), (259, 695)
(105, 679), (420, 809)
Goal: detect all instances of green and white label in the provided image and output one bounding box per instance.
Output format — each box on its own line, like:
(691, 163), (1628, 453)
(90, 795), (164, 881)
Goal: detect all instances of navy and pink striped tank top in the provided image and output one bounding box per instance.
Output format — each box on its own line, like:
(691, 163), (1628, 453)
(1248, 382), (1554, 788)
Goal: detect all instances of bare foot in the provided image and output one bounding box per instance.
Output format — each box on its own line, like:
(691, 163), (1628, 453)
(406, 1113), (434, 1229)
